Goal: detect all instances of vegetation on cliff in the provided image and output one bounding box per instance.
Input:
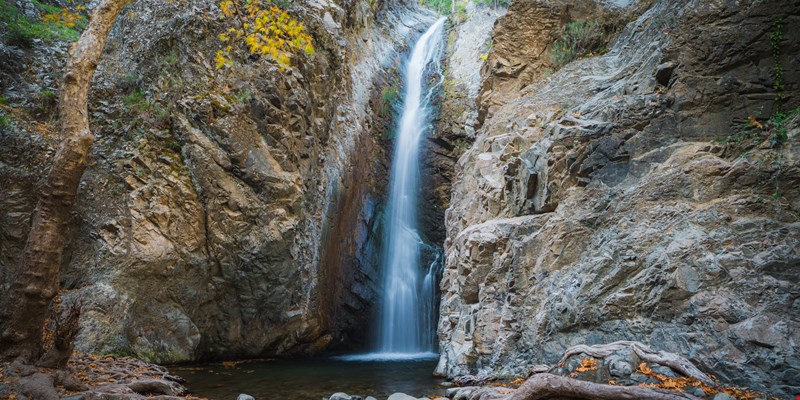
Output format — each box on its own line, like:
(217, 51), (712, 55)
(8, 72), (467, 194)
(0, 0), (87, 47)
(215, 0), (314, 69)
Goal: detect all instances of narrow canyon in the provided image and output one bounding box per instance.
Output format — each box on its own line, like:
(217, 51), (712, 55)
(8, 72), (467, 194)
(0, 0), (797, 399)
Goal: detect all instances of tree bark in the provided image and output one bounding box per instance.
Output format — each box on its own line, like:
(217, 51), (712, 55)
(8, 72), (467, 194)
(508, 373), (700, 400)
(0, 0), (132, 365)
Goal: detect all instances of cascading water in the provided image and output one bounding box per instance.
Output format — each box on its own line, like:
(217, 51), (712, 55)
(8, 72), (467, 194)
(338, 17), (446, 362)
(377, 16), (447, 358)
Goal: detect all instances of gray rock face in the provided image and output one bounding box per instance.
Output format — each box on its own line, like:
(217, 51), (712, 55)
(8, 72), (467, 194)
(423, 3), (505, 245)
(0, 0), (435, 362)
(437, 0), (800, 397)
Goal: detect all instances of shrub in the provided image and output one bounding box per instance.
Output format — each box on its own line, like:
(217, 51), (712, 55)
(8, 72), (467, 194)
(115, 73), (140, 93)
(37, 89), (57, 114)
(766, 107), (799, 146)
(123, 88), (149, 111)
(722, 108), (799, 149)
(0, 0), (86, 47)
(380, 84), (398, 116)
(476, 0), (510, 8)
(215, 0), (314, 69)
(0, 95), (9, 126)
(549, 20), (607, 68)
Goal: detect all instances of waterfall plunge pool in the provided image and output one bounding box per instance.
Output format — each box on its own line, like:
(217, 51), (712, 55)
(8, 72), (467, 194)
(172, 357), (445, 399)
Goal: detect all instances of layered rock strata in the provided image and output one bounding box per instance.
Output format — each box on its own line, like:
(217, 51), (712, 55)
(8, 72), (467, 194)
(437, 0), (800, 397)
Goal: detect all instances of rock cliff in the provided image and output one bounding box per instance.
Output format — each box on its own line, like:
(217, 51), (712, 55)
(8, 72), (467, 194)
(437, 0), (800, 397)
(0, 0), (435, 362)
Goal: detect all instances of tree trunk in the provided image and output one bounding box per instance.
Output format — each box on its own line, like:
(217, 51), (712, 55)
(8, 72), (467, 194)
(0, 0), (132, 365)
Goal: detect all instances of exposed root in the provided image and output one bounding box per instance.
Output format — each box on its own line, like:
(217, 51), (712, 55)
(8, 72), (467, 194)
(507, 373), (700, 400)
(0, 353), (193, 399)
(556, 341), (715, 386)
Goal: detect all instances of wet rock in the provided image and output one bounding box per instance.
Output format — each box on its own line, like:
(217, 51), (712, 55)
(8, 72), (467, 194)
(445, 386), (477, 399)
(387, 394), (422, 400)
(237, 394), (256, 400)
(712, 394), (737, 400)
(126, 379), (183, 396)
(328, 393), (358, 400)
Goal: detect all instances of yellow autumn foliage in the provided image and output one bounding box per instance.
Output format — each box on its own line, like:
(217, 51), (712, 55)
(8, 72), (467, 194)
(40, 7), (83, 28)
(216, 0), (314, 69)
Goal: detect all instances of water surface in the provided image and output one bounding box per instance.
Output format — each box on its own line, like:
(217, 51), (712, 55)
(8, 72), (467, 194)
(173, 358), (444, 400)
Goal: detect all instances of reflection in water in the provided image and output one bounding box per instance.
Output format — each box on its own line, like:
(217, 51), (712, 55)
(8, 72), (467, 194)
(173, 358), (443, 400)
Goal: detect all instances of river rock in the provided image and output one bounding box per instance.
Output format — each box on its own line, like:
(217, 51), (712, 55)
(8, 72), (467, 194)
(328, 393), (358, 400)
(387, 393), (421, 400)
(437, 0), (800, 398)
(444, 386), (478, 400)
(236, 395), (255, 400)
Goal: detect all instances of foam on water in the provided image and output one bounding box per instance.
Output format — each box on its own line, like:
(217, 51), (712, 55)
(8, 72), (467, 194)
(333, 352), (440, 362)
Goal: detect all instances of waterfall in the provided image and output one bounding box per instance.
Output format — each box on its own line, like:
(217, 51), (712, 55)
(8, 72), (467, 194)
(377, 17), (447, 356)
(335, 17), (446, 362)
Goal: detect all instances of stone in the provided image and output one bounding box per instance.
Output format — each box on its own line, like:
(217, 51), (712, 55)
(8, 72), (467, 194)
(604, 349), (637, 378)
(328, 393), (354, 400)
(16, 373), (58, 400)
(712, 394), (737, 400)
(445, 387), (477, 399)
(387, 394), (419, 400)
(688, 387), (706, 397)
(237, 394), (256, 400)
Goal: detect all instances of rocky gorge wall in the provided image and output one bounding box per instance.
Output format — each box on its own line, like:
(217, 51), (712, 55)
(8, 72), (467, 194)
(0, 0), (435, 362)
(436, 0), (800, 397)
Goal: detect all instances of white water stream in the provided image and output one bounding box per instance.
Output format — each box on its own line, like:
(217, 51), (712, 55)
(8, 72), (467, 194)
(378, 16), (446, 355)
(340, 17), (446, 361)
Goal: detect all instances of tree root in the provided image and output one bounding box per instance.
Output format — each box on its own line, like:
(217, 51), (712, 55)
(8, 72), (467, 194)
(555, 341), (715, 386)
(507, 373), (701, 400)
